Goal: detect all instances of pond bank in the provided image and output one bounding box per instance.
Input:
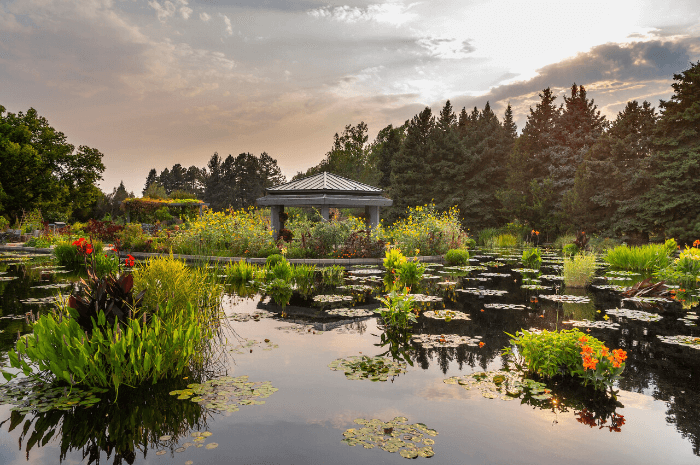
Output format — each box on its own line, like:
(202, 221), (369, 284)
(0, 244), (444, 266)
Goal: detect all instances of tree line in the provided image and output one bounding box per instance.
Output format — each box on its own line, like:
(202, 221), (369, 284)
(296, 62), (700, 243)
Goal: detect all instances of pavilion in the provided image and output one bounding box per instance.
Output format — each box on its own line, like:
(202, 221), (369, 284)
(255, 172), (393, 237)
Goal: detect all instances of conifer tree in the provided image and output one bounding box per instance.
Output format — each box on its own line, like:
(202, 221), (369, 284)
(643, 62), (700, 242)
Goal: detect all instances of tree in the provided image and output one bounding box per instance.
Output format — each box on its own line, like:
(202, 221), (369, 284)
(371, 124), (405, 189)
(643, 62), (700, 242)
(143, 169), (158, 196)
(0, 105), (105, 221)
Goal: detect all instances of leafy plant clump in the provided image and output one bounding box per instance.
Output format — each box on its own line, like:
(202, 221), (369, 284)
(604, 243), (673, 272)
(169, 375), (278, 413)
(563, 252), (598, 288)
(376, 286), (417, 328)
(522, 247), (542, 269)
(444, 248), (470, 266)
(505, 329), (627, 392)
(396, 260), (426, 288)
(260, 278), (294, 308)
(328, 356), (407, 381)
(321, 265), (345, 286)
(224, 260), (259, 283)
(341, 417), (437, 458)
(655, 242), (700, 287)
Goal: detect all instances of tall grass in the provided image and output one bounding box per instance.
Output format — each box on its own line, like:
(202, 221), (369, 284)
(604, 244), (672, 271)
(563, 253), (598, 288)
(224, 260), (259, 283)
(485, 234), (518, 248)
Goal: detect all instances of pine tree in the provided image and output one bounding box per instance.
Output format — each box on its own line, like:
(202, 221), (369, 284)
(643, 62), (700, 242)
(503, 103), (517, 139)
(428, 101), (468, 211)
(372, 124), (405, 189)
(143, 169), (157, 196)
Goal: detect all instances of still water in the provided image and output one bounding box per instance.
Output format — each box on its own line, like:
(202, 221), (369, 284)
(0, 251), (698, 464)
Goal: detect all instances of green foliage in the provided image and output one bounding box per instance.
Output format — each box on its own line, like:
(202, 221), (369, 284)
(587, 236), (622, 254)
(224, 260), (259, 283)
(604, 244), (672, 271)
(554, 234), (576, 249)
(383, 248), (407, 272)
(444, 248), (470, 266)
(142, 182), (168, 200)
(486, 234), (518, 248)
(7, 303), (204, 392)
(375, 287), (417, 329)
(0, 106), (105, 222)
(132, 255), (223, 321)
(505, 329), (627, 392)
(396, 260), (425, 288)
(563, 252), (598, 288)
(321, 265), (345, 286)
(655, 245), (700, 287)
(265, 254), (285, 268)
(269, 260), (293, 282)
(562, 243), (579, 256)
(0, 216), (8, 230)
(521, 247), (542, 269)
(116, 224), (151, 252)
(292, 264), (316, 297)
(261, 278), (293, 308)
(664, 238), (678, 256)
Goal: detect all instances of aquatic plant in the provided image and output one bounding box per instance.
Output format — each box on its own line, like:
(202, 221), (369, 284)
(169, 375), (278, 413)
(321, 265), (345, 286)
(328, 355), (406, 381)
(505, 329), (627, 392)
(375, 287), (417, 328)
(292, 264), (316, 296)
(444, 248), (470, 266)
(224, 260), (259, 283)
(655, 243), (700, 287)
(521, 247), (542, 269)
(563, 252), (597, 288)
(341, 417), (437, 458)
(383, 248), (407, 273)
(268, 260), (293, 282)
(260, 278), (294, 308)
(604, 243), (673, 271)
(485, 234), (518, 248)
(265, 253), (285, 268)
(395, 260), (425, 288)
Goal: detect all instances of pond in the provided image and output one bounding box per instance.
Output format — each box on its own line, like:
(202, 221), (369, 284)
(0, 250), (699, 464)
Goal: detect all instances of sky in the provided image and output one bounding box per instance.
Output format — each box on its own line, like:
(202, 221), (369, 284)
(1, 0), (699, 195)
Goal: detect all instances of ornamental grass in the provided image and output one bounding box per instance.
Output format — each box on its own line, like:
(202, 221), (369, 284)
(563, 252), (598, 288)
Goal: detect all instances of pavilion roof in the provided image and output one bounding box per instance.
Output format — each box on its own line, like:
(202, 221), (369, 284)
(266, 172), (383, 195)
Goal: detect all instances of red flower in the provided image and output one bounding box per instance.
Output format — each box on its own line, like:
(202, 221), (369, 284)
(479, 342), (485, 348)
(125, 254), (135, 267)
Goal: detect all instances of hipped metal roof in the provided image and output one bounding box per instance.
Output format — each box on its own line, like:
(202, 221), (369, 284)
(266, 172), (383, 195)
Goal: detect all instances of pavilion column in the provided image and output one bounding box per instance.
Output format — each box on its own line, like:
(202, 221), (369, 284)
(366, 206), (380, 229)
(270, 205), (281, 238)
(321, 205), (330, 221)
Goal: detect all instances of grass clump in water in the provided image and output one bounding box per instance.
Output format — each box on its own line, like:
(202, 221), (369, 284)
(604, 242), (674, 271)
(563, 252), (597, 288)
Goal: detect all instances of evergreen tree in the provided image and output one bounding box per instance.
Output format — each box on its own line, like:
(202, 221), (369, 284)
(143, 168), (157, 196)
(503, 103), (517, 139)
(429, 101), (468, 211)
(371, 124), (405, 189)
(389, 107), (435, 216)
(643, 62), (700, 242)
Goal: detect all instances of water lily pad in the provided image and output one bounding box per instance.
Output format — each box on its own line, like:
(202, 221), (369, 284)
(169, 376), (278, 413)
(156, 450), (167, 456)
(328, 356), (406, 382)
(538, 294), (590, 303)
(411, 334), (481, 348)
(205, 442), (219, 449)
(562, 319), (621, 330)
(341, 417), (438, 459)
(604, 308), (662, 322)
(657, 335), (700, 349)
(326, 307), (375, 318)
(483, 303), (528, 310)
(159, 435), (172, 441)
(422, 310), (470, 321)
(229, 310), (275, 322)
(444, 370), (551, 402)
(457, 288), (508, 296)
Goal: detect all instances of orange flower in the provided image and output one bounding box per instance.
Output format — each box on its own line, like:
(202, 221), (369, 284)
(578, 335), (589, 343)
(479, 342), (485, 348)
(580, 345), (594, 355)
(694, 239), (700, 247)
(612, 349), (627, 362)
(601, 346), (609, 357)
(582, 356), (598, 370)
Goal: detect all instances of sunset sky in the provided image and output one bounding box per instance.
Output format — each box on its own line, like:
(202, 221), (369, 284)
(1, 0), (699, 195)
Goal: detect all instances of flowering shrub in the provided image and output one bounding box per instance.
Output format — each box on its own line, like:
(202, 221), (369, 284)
(376, 205), (468, 256)
(505, 329), (627, 392)
(173, 207), (276, 256)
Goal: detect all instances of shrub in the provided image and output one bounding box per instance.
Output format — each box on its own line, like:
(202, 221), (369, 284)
(604, 244), (672, 271)
(383, 248), (407, 273)
(378, 205), (468, 255)
(338, 230), (386, 258)
(266, 254), (285, 268)
(396, 260), (425, 288)
(562, 243), (579, 256)
(505, 329), (627, 392)
(655, 244), (700, 287)
(0, 216), (9, 230)
(292, 264), (316, 297)
(85, 219), (124, 242)
(563, 252), (598, 288)
(521, 247), (542, 269)
(486, 234), (517, 248)
(260, 278), (293, 308)
(478, 228), (499, 246)
(588, 236), (622, 254)
(553, 234), (576, 250)
(117, 224), (151, 252)
(445, 248), (470, 266)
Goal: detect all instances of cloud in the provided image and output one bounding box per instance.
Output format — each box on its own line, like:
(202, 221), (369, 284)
(149, 0), (192, 22)
(199, 11), (210, 21)
(180, 6), (193, 19)
(308, 2), (418, 26)
(220, 13), (233, 35)
(416, 36), (476, 59)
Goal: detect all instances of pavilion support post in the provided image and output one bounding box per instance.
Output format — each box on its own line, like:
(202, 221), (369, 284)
(366, 206), (380, 229)
(270, 205), (281, 238)
(321, 205), (330, 222)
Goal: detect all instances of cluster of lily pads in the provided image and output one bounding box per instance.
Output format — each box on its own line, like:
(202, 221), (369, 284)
(229, 338), (279, 354)
(538, 294), (591, 303)
(678, 312), (698, 326)
(229, 310), (275, 322)
(275, 323), (324, 335)
(326, 307), (374, 318)
(341, 417), (437, 459)
(604, 308), (662, 322)
(328, 355), (406, 381)
(411, 334), (482, 348)
(444, 370), (551, 401)
(156, 431), (217, 456)
(521, 284), (550, 290)
(169, 375), (278, 413)
(457, 288), (508, 296)
(657, 334), (700, 349)
(313, 294), (354, 304)
(562, 319), (621, 330)
(422, 309), (470, 321)
(0, 378), (106, 413)
(482, 303), (528, 310)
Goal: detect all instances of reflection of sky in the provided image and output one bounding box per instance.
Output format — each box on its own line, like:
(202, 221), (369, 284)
(1, 0), (699, 193)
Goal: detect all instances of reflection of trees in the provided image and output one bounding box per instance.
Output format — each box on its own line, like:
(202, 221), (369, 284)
(0, 376), (212, 465)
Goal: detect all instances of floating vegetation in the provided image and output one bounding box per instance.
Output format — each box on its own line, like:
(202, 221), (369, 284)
(313, 294), (354, 303)
(678, 312), (698, 326)
(544, 264), (563, 271)
(521, 284), (550, 290)
(622, 296), (673, 304)
(463, 277), (490, 283)
(0, 276), (17, 282)
(229, 310), (275, 322)
(479, 273), (511, 278)
(657, 335), (700, 349)
(352, 264), (380, 269)
(275, 324), (324, 335)
(20, 296), (60, 305)
(511, 268), (540, 274)
(522, 278), (541, 284)
(444, 265), (487, 272)
(326, 307), (375, 317)
(483, 303), (528, 310)
(444, 370), (551, 401)
(411, 334), (481, 348)
(169, 375), (278, 413)
(157, 432), (216, 456)
(435, 281), (457, 286)
(607, 271), (641, 276)
(481, 261), (505, 267)
(457, 288), (508, 296)
(539, 275), (564, 281)
(341, 417), (437, 458)
(562, 319), (621, 330)
(229, 338), (279, 354)
(591, 284), (628, 292)
(597, 276), (633, 282)
(538, 294), (590, 303)
(337, 284), (374, 292)
(0, 378), (106, 413)
(31, 282), (73, 289)
(422, 310), (470, 321)
(410, 294), (443, 303)
(349, 269), (383, 275)
(472, 255), (494, 259)
(605, 308), (662, 322)
(328, 356), (406, 381)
